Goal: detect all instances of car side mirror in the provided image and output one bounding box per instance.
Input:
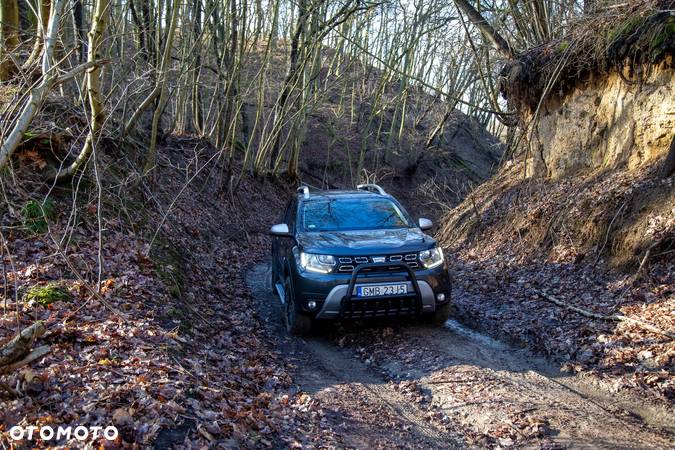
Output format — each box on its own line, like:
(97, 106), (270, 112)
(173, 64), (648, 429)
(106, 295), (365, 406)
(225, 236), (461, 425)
(270, 223), (292, 237)
(418, 218), (433, 231)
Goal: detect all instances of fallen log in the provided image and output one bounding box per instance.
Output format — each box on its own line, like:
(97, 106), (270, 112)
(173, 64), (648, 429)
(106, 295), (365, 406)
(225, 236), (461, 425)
(0, 322), (46, 366)
(535, 290), (675, 340)
(0, 345), (51, 375)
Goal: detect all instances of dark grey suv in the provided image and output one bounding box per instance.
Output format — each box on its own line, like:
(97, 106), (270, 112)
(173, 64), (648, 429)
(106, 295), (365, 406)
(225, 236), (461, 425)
(270, 184), (452, 335)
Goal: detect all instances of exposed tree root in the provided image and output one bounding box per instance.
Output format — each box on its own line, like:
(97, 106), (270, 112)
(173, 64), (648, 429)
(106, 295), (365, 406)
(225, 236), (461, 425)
(0, 345), (51, 375)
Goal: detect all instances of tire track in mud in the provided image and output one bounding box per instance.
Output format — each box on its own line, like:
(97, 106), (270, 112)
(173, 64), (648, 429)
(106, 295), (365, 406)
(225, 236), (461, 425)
(395, 322), (674, 448)
(247, 263), (673, 448)
(247, 263), (464, 449)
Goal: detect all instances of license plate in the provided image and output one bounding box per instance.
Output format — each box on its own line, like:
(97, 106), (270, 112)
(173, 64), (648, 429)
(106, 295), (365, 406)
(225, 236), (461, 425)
(356, 283), (407, 297)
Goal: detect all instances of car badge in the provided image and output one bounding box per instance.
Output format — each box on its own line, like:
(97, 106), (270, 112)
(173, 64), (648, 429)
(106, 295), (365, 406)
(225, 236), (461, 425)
(372, 256), (386, 263)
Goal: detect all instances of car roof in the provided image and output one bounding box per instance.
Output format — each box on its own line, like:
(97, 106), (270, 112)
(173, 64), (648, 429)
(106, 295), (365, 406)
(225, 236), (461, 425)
(298, 189), (393, 201)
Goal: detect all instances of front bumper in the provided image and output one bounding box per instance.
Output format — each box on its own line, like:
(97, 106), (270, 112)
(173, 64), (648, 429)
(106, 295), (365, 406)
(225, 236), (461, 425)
(291, 261), (450, 319)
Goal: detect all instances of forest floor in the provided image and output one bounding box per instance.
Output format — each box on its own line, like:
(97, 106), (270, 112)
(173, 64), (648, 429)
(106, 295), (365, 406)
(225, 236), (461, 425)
(1, 137), (329, 448)
(1, 134), (673, 448)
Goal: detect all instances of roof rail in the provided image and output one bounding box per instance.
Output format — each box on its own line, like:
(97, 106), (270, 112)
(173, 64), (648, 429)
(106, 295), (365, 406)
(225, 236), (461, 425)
(356, 183), (387, 195)
(297, 185), (310, 199)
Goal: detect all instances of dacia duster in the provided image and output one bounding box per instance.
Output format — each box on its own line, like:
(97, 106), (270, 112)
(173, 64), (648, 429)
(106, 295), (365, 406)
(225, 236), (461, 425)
(270, 184), (452, 335)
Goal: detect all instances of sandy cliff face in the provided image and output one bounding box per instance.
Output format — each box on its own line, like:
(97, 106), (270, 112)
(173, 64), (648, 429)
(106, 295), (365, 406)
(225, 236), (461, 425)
(528, 62), (674, 178)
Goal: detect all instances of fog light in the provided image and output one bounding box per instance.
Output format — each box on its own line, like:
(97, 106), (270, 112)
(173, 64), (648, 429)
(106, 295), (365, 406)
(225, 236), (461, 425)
(436, 293), (445, 302)
(307, 300), (317, 310)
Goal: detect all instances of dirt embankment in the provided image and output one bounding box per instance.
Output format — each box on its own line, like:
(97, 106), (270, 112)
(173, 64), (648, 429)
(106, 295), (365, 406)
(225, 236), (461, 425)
(526, 64), (674, 179)
(439, 3), (674, 408)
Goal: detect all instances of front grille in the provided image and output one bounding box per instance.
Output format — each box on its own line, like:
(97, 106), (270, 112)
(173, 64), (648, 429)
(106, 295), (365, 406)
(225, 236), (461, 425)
(336, 254), (419, 272)
(341, 296), (417, 318)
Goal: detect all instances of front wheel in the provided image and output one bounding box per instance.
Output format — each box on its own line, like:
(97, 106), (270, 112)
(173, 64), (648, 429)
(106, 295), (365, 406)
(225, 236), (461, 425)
(426, 302), (453, 326)
(284, 278), (313, 336)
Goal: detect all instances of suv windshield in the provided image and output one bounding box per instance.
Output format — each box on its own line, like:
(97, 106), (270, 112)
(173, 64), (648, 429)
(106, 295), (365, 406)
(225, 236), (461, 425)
(301, 197), (411, 231)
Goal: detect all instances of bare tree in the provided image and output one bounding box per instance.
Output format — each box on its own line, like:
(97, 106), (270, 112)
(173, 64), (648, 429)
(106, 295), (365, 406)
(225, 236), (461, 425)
(52, 0), (111, 180)
(23, 0), (52, 71)
(453, 0), (514, 59)
(143, 0), (181, 174)
(0, 0), (587, 185)
(0, 0), (66, 169)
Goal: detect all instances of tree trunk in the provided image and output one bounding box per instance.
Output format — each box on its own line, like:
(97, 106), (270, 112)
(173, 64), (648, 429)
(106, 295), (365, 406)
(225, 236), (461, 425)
(270, 0), (280, 50)
(128, 0), (145, 56)
(222, 0), (239, 139)
(255, 0), (263, 39)
(140, 0), (154, 63)
(0, 345), (50, 375)
(268, 0), (308, 172)
(0, 0), (20, 81)
(143, 0), (180, 174)
(453, 0), (514, 59)
(191, 0), (203, 133)
(72, 0), (87, 63)
(0, 0), (65, 169)
(17, 0), (30, 38)
(52, 0), (110, 180)
(224, 0), (243, 186)
(23, 0), (52, 71)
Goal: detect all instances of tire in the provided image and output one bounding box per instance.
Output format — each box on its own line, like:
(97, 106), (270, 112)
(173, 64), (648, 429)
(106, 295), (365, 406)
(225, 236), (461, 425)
(284, 277), (313, 336)
(427, 302), (453, 326)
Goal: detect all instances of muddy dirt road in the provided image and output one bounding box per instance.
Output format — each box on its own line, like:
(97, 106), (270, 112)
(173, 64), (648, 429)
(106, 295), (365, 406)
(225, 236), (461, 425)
(247, 263), (674, 448)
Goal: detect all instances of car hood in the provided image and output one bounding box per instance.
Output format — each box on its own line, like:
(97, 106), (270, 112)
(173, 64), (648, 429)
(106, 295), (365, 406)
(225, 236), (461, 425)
(296, 228), (435, 255)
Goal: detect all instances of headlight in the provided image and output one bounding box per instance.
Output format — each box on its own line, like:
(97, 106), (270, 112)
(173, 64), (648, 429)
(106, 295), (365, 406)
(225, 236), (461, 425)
(419, 247), (444, 269)
(299, 252), (336, 273)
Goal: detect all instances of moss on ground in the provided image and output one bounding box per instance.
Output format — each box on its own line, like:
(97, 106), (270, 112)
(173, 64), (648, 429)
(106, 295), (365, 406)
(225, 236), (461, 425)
(23, 283), (72, 306)
(152, 241), (185, 299)
(150, 236), (195, 337)
(21, 199), (56, 234)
